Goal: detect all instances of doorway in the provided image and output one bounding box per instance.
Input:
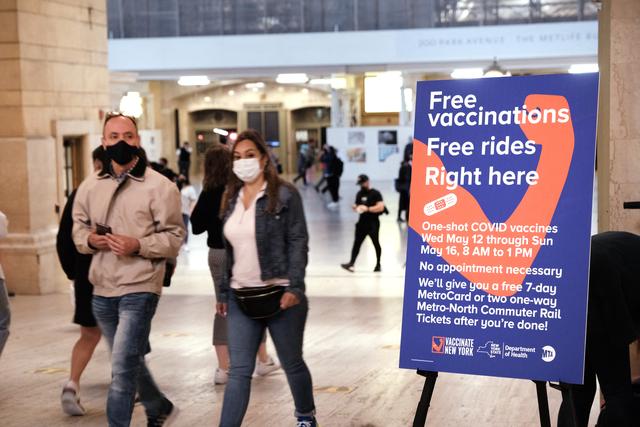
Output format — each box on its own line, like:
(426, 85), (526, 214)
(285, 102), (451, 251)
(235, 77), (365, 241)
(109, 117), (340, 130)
(62, 136), (85, 198)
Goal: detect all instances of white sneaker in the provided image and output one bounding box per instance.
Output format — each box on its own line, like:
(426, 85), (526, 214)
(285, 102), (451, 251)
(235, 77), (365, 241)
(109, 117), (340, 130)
(182, 244), (190, 252)
(214, 368), (228, 384)
(61, 382), (85, 416)
(255, 356), (280, 376)
(326, 202), (338, 210)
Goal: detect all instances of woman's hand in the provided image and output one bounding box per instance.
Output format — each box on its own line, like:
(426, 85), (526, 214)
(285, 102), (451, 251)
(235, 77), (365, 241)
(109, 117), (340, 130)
(280, 292), (300, 310)
(216, 302), (228, 317)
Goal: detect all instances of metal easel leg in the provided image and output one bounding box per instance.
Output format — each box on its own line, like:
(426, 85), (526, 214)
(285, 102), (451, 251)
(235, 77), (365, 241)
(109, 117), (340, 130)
(413, 371), (439, 427)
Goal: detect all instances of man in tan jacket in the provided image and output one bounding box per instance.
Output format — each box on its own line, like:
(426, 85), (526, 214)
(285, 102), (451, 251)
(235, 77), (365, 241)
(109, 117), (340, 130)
(72, 112), (184, 427)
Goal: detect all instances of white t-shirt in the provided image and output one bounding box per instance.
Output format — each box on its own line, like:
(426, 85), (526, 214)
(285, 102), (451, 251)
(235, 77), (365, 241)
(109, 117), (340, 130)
(223, 186), (289, 289)
(180, 185), (197, 216)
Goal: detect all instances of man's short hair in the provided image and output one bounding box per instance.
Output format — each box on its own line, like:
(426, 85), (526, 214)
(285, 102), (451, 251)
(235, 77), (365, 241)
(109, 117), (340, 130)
(103, 111), (138, 133)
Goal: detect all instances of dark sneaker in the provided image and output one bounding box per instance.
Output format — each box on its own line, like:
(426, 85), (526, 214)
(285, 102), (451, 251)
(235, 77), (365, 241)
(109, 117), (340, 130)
(147, 399), (179, 427)
(296, 416), (318, 427)
(373, 265), (381, 272)
(61, 385), (86, 416)
(340, 263), (354, 273)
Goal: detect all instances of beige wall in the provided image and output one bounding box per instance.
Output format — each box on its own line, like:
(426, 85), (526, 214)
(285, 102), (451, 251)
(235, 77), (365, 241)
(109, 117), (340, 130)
(597, 0), (640, 233)
(0, 0), (109, 294)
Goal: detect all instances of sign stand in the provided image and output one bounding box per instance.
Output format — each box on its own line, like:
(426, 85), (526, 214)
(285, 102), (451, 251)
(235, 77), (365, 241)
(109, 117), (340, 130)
(412, 371), (579, 427)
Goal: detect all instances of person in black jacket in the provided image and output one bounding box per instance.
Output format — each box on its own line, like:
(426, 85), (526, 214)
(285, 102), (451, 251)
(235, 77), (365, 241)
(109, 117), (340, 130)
(216, 130), (316, 426)
(395, 155), (412, 222)
(341, 174), (385, 273)
(191, 144), (279, 386)
(56, 146), (107, 416)
(558, 231), (640, 427)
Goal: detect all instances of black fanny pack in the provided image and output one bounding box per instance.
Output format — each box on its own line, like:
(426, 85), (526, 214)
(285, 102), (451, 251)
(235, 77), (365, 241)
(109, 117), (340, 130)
(232, 285), (285, 319)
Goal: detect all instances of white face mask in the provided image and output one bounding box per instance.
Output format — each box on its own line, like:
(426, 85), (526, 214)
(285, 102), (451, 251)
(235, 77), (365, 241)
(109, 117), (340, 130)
(233, 158), (262, 183)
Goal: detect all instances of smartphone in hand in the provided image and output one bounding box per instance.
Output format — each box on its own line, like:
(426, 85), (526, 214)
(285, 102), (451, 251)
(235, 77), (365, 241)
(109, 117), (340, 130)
(96, 223), (112, 236)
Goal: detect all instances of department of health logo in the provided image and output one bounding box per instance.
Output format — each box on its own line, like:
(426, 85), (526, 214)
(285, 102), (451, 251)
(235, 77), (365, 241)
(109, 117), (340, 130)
(431, 336), (445, 354)
(541, 345), (556, 362)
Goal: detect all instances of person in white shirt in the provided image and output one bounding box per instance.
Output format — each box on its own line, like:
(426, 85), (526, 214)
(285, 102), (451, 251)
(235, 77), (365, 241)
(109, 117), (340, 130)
(217, 129), (317, 427)
(178, 175), (198, 251)
(0, 210), (10, 357)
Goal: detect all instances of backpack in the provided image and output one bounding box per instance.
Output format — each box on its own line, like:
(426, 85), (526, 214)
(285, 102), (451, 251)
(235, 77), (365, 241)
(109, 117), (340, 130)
(333, 157), (344, 177)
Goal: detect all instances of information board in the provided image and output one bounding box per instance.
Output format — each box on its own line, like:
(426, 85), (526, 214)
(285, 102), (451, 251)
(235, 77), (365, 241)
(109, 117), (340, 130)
(399, 73), (598, 383)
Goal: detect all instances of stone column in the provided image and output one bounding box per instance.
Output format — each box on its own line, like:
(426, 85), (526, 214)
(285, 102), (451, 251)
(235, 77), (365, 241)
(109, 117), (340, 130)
(597, 0), (640, 233)
(0, 0), (109, 294)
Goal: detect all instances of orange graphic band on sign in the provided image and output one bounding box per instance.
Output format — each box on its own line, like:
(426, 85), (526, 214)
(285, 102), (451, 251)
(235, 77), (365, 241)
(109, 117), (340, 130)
(408, 94), (574, 297)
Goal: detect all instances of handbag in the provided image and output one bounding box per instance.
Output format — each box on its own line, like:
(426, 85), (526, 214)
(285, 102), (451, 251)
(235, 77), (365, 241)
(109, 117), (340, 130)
(232, 285), (285, 319)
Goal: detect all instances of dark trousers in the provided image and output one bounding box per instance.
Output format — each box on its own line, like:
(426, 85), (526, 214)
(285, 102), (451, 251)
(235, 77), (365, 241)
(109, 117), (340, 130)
(293, 167), (308, 185)
(326, 175), (340, 202)
(349, 221), (381, 266)
(315, 176), (326, 190)
(558, 337), (634, 427)
(398, 191), (410, 221)
(178, 161), (190, 180)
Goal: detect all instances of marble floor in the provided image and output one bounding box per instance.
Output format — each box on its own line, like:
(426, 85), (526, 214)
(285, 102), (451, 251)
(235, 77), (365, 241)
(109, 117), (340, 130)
(0, 178), (598, 426)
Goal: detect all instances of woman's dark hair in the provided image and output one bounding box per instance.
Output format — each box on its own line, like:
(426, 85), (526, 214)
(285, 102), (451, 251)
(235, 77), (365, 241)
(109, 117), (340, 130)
(92, 146), (108, 172)
(203, 144), (231, 192)
(221, 129), (289, 215)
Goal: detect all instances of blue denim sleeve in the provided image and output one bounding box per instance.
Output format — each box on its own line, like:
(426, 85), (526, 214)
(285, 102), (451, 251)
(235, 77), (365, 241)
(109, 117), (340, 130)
(285, 189), (309, 298)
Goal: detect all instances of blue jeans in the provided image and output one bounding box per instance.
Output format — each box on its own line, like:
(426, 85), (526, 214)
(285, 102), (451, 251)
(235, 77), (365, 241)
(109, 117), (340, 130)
(220, 293), (315, 427)
(93, 293), (168, 427)
(0, 278), (10, 357)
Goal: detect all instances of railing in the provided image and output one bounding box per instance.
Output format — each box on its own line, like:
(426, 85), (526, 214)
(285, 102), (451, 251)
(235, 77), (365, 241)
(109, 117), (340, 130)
(107, 0), (598, 39)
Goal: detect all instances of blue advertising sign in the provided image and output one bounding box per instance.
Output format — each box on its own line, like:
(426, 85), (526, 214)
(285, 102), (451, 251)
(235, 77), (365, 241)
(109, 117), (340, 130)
(399, 73), (599, 383)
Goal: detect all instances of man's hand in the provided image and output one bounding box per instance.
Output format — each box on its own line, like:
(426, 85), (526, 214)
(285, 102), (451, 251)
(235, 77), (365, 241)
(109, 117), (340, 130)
(280, 292), (300, 310)
(88, 232), (110, 250)
(106, 234), (141, 256)
(216, 302), (227, 317)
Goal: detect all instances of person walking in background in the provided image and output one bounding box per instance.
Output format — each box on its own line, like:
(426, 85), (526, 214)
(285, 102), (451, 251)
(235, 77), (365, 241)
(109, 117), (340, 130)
(176, 141), (192, 180)
(314, 145), (330, 193)
(150, 157), (177, 183)
(0, 209), (10, 358)
(190, 145), (280, 386)
(56, 146), (108, 416)
(341, 174), (385, 273)
(293, 143), (311, 186)
(178, 175), (197, 252)
(325, 146), (343, 210)
(217, 129), (317, 427)
(73, 112), (184, 426)
(395, 153), (412, 222)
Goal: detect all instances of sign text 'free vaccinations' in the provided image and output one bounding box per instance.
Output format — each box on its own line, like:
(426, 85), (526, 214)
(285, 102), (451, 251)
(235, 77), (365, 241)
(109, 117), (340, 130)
(399, 73), (598, 383)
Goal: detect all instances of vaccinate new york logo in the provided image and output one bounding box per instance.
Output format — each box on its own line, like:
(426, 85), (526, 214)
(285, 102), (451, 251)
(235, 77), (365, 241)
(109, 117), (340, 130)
(432, 336), (445, 354)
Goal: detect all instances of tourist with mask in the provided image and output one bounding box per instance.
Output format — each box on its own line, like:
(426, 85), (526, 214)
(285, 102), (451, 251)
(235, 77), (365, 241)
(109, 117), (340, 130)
(72, 112), (184, 426)
(341, 174), (385, 273)
(217, 129), (317, 427)
(190, 144), (280, 385)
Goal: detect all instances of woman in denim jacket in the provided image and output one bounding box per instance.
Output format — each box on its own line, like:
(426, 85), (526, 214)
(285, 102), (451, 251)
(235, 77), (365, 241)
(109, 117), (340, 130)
(217, 129), (317, 427)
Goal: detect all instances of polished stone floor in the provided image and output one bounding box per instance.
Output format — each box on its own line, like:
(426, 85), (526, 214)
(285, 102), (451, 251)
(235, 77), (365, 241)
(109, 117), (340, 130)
(0, 177), (598, 426)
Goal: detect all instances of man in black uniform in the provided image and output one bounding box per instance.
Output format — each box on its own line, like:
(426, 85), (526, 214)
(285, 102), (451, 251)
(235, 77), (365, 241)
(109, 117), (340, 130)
(341, 174), (385, 273)
(176, 141), (192, 180)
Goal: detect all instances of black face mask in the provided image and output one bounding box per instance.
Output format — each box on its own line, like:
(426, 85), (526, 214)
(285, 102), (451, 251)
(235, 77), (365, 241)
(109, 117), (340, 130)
(106, 140), (138, 165)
